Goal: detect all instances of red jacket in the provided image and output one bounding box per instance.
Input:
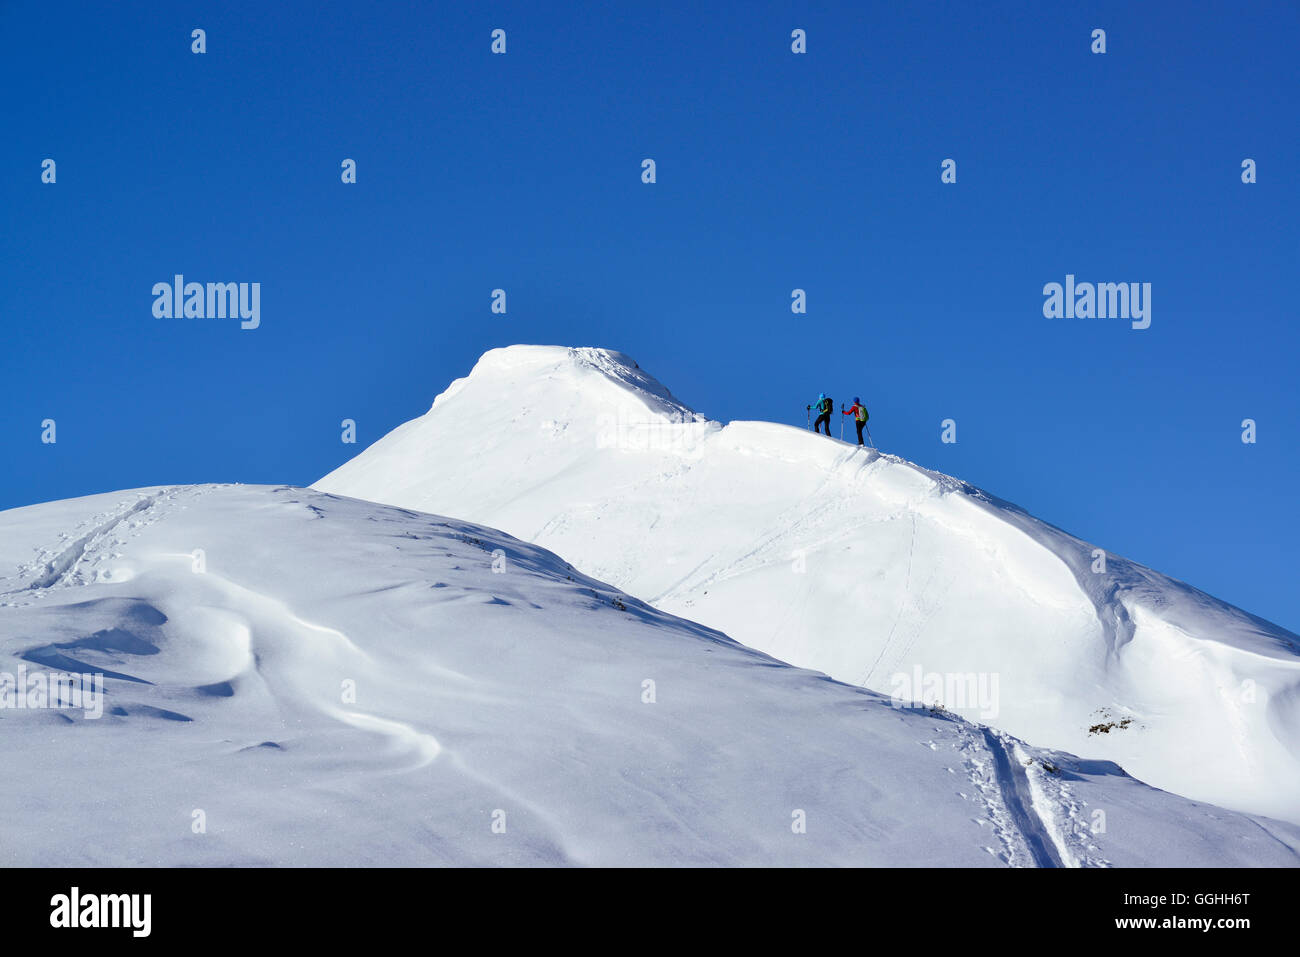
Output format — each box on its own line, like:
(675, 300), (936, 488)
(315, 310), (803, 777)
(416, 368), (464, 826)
(843, 403), (867, 421)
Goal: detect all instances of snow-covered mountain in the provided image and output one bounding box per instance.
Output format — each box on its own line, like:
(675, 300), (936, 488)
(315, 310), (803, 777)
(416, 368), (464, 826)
(1, 484), (1297, 866)
(317, 345), (1300, 825)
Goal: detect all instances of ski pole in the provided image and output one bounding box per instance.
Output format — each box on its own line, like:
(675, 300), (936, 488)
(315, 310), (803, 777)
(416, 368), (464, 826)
(806, 405), (811, 429)
(865, 423), (876, 449)
(839, 405), (844, 440)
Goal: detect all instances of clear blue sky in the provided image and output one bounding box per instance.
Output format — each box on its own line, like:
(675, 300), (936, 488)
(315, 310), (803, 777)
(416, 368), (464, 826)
(2, 1), (1297, 630)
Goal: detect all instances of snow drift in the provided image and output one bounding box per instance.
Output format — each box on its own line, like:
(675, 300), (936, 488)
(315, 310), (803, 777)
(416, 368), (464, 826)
(316, 345), (1300, 825)
(1, 484), (1297, 866)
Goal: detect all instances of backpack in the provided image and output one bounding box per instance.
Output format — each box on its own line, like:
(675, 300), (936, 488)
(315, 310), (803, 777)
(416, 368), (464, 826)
(856, 404), (868, 423)
(822, 397), (833, 415)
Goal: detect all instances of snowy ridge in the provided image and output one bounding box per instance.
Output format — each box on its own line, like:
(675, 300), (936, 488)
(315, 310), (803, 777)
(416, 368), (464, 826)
(317, 345), (1300, 825)
(1, 484), (1297, 866)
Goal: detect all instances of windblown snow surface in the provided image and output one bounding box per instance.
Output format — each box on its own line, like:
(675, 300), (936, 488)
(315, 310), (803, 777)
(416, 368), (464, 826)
(317, 345), (1300, 827)
(0, 484), (1297, 866)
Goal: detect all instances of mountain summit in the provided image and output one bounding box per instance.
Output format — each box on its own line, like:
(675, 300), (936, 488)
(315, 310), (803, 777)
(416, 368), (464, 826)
(317, 345), (1300, 824)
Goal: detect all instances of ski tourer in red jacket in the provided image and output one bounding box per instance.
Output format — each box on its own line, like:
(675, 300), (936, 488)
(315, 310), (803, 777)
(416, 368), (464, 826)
(842, 398), (868, 445)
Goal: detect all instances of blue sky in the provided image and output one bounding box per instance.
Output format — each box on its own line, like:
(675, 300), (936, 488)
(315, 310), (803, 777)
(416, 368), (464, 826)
(2, 1), (1297, 630)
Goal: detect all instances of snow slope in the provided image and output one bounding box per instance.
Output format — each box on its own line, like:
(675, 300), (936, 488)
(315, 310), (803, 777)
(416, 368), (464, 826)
(316, 345), (1300, 825)
(1, 483), (1297, 866)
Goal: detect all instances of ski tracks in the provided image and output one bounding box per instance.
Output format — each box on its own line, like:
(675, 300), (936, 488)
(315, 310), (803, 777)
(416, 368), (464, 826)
(978, 727), (1064, 867)
(946, 722), (1090, 867)
(1, 486), (212, 604)
(861, 512), (916, 686)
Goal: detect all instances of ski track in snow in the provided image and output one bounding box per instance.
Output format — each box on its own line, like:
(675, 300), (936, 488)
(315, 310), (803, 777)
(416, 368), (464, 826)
(0, 486), (198, 602)
(953, 722), (1024, 865)
(1015, 744), (1103, 869)
(944, 720), (1099, 867)
(979, 728), (1064, 868)
(861, 511), (916, 687)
